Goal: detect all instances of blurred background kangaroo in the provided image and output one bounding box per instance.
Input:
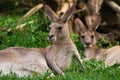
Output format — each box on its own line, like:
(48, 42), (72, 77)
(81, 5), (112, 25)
(75, 14), (120, 67)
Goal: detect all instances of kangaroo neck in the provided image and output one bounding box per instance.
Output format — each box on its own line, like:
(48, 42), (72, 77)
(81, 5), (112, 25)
(84, 44), (106, 60)
(53, 36), (72, 46)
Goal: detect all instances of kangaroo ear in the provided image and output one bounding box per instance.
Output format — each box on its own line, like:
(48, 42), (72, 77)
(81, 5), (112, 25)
(60, 3), (76, 23)
(85, 15), (92, 27)
(91, 15), (101, 31)
(44, 5), (58, 21)
(85, 15), (101, 31)
(75, 18), (87, 33)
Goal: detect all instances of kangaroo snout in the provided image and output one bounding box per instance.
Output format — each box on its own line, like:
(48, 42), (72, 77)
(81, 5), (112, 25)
(85, 42), (91, 46)
(48, 35), (55, 41)
(84, 42), (92, 48)
(49, 35), (54, 39)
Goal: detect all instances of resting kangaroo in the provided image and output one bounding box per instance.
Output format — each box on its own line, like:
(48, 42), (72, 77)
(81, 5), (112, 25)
(75, 15), (120, 67)
(44, 3), (84, 75)
(0, 47), (53, 76)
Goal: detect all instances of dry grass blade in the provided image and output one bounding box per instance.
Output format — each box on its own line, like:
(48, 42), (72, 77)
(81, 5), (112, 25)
(18, 3), (43, 24)
(105, 0), (120, 13)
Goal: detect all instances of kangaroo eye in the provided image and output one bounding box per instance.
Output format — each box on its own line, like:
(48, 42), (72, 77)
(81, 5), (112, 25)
(91, 35), (94, 39)
(81, 35), (85, 39)
(57, 27), (62, 30)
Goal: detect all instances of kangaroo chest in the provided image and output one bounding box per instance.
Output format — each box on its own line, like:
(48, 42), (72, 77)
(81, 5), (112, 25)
(57, 47), (73, 69)
(50, 45), (73, 70)
(84, 48), (105, 61)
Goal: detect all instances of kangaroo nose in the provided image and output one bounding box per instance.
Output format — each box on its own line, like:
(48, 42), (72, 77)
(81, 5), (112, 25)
(85, 43), (91, 46)
(48, 35), (54, 39)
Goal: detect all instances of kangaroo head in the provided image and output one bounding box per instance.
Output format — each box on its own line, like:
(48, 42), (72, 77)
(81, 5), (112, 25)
(75, 15), (101, 48)
(44, 3), (75, 42)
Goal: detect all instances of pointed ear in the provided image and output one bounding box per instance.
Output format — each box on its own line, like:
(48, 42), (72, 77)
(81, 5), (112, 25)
(75, 18), (87, 33)
(60, 3), (76, 23)
(44, 5), (58, 21)
(85, 15), (101, 31)
(91, 15), (101, 31)
(85, 15), (92, 27)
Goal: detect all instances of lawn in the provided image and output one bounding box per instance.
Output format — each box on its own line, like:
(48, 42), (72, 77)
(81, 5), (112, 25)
(0, 12), (120, 80)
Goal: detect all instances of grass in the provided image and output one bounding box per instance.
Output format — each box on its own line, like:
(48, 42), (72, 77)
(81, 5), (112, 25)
(0, 12), (120, 80)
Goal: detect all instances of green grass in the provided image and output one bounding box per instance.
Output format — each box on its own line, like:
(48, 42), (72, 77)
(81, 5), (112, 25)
(0, 13), (120, 80)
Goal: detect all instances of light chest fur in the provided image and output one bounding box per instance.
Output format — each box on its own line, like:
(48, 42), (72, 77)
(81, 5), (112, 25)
(47, 43), (75, 70)
(84, 46), (106, 61)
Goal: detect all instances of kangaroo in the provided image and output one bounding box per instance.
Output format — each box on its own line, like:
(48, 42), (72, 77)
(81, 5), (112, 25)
(0, 47), (53, 77)
(44, 3), (84, 75)
(75, 15), (120, 67)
